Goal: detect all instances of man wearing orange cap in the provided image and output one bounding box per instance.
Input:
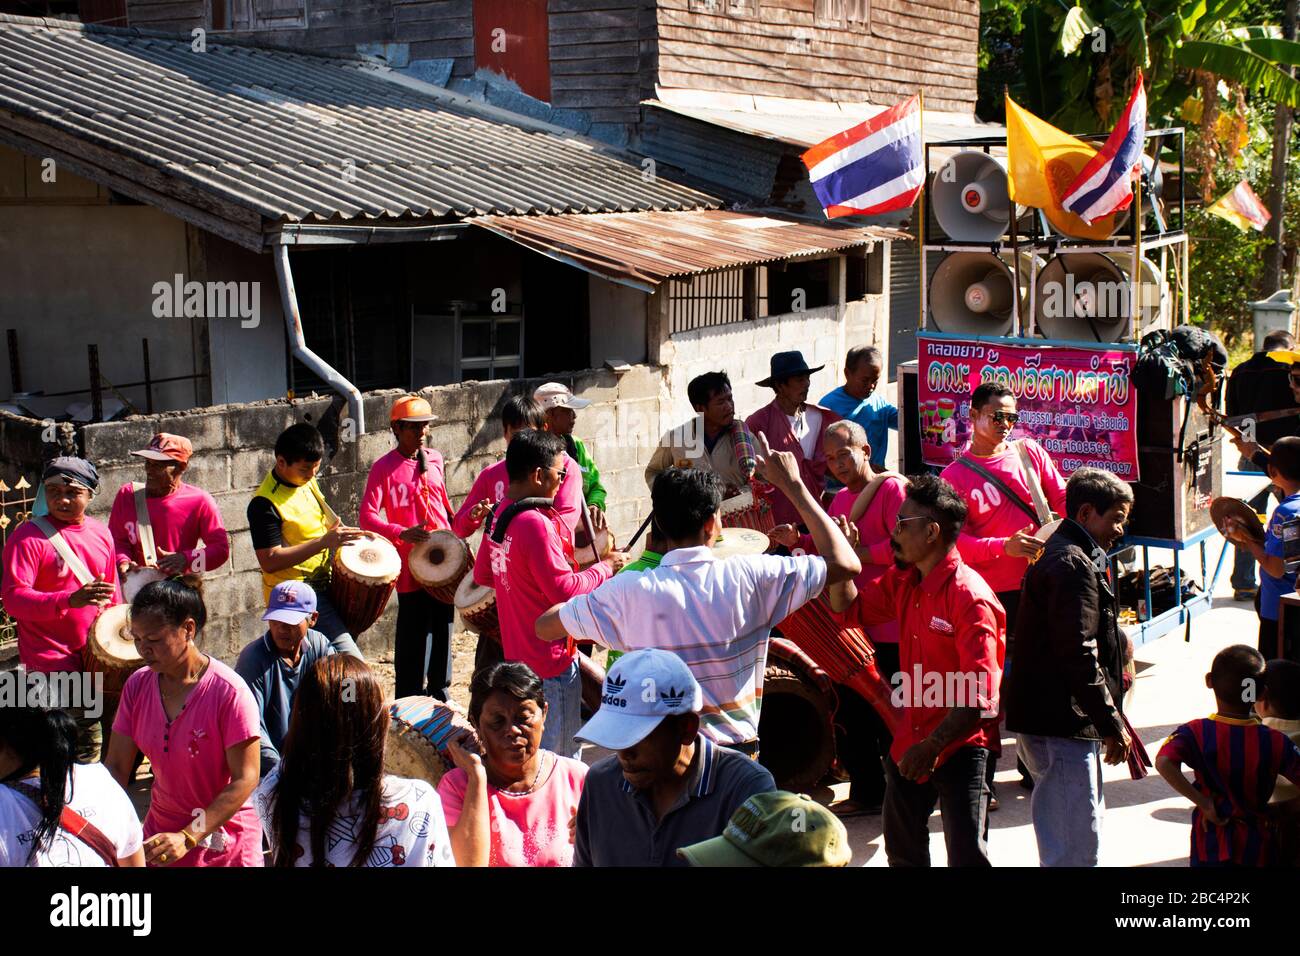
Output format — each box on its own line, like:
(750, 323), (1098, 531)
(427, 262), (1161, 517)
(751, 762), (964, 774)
(359, 396), (457, 699)
(108, 432), (230, 583)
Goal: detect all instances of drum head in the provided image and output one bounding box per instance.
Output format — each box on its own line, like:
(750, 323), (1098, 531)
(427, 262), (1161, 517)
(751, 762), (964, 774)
(91, 604), (140, 663)
(710, 527), (770, 559)
(386, 696), (472, 787)
(454, 573), (495, 611)
(1210, 497), (1266, 543)
(122, 567), (166, 605)
(336, 535), (402, 584)
(409, 530), (468, 587)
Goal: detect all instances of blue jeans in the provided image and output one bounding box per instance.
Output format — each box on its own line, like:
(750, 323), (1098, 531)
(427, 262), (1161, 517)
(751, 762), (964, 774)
(313, 589), (364, 660)
(1017, 733), (1105, 866)
(540, 659), (582, 759)
(1232, 459), (1277, 590)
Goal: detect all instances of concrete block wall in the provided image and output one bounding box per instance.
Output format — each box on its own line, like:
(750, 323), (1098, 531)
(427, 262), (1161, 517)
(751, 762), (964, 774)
(58, 368), (665, 667)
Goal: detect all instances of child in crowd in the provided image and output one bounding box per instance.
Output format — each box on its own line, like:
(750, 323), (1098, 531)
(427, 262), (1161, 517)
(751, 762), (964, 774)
(1156, 645), (1300, 866)
(1259, 659), (1300, 864)
(1221, 436), (1300, 657)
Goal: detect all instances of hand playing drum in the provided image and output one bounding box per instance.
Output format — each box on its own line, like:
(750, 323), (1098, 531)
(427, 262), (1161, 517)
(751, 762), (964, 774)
(399, 525), (432, 545)
(324, 524), (371, 551)
(68, 577), (116, 609)
(603, 549), (630, 573)
(768, 524), (799, 549)
(154, 547), (187, 575)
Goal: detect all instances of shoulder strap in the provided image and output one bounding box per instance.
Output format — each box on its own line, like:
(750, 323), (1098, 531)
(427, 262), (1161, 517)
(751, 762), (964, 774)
(1014, 441), (1054, 526)
(487, 497), (556, 544)
(952, 456), (1040, 526)
(4, 781), (120, 867)
(31, 516), (95, 586)
(848, 472), (906, 525)
(306, 479), (340, 528)
(132, 482), (159, 568)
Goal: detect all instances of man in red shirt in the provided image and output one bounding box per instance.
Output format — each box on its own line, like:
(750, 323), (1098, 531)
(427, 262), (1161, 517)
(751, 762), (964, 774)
(829, 474), (1005, 867)
(359, 395), (456, 700)
(108, 432), (230, 582)
(471, 429), (625, 758)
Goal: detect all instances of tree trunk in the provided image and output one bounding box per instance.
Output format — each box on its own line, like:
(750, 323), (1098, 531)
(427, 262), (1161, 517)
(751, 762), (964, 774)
(1262, 0), (1300, 296)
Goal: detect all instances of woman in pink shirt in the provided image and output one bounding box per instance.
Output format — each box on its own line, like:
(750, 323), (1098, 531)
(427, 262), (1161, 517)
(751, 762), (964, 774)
(105, 576), (263, 867)
(359, 395), (457, 700)
(439, 662), (587, 867)
(452, 396), (584, 538)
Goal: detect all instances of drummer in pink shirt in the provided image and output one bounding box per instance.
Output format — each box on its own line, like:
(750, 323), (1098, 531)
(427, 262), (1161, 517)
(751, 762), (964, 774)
(359, 395), (457, 700)
(1, 457), (118, 760)
(472, 430), (625, 760)
(452, 395), (583, 539)
(772, 419), (906, 815)
(105, 576), (262, 867)
(108, 432), (230, 581)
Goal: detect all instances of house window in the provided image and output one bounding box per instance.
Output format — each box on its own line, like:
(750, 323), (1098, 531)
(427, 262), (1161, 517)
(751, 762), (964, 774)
(689, 0), (759, 13)
(459, 309), (523, 382)
(211, 0), (309, 31)
(846, 245), (885, 300)
(768, 257), (835, 314)
(814, 0), (869, 27)
(668, 267), (767, 335)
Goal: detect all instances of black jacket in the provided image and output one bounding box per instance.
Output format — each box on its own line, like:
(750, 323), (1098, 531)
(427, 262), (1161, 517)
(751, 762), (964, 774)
(1226, 351), (1295, 448)
(1004, 519), (1124, 740)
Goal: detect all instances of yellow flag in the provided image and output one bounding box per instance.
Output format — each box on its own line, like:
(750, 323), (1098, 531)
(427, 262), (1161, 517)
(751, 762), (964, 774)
(1004, 96), (1117, 240)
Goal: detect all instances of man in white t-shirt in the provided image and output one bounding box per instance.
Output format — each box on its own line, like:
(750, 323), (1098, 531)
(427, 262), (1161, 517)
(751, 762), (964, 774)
(746, 351), (841, 526)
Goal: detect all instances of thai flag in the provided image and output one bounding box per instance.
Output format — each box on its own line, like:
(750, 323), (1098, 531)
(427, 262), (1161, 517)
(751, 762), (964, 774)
(1061, 72), (1147, 225)
(801, 95), (922, 218)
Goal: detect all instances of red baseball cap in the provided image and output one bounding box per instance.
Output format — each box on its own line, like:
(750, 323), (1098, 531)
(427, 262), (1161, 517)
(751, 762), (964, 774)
(131, 432), (193, 464)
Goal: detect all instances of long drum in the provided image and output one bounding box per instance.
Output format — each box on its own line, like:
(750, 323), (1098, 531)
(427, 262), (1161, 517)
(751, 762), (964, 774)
(720, 487), (776, 536)
(454, 575), (499, 638)
(84, 603), (145, 699)
(408, 530), (472, 604)
(330, 536), (401, 636)
(774, 595), (902, 738)
(759, 639), (836, 794)
(573, 527), (615, 569)
(386, 696), (470, 788)
(121, 566), (166, 605)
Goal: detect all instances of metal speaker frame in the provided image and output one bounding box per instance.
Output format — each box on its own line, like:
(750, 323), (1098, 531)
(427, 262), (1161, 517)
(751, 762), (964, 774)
(929, 251), (1021, 336)
(932, 152), (1019, 242)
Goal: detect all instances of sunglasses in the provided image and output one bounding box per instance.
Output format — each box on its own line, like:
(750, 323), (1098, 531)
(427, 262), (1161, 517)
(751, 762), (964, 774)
(893, 514), (934, 532)
(989, 411), (1020, 425)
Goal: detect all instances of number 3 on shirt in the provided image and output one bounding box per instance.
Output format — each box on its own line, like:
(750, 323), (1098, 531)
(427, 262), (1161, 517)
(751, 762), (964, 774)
(968, 482), (1002, 515)
(389, 484), (410, 510)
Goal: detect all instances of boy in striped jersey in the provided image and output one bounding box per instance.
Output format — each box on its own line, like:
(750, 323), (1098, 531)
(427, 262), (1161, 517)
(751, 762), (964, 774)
(1157, 644), (1300, 866)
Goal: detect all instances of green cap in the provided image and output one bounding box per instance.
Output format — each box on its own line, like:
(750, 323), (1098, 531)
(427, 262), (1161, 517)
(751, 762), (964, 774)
(677, 791), (851, 867)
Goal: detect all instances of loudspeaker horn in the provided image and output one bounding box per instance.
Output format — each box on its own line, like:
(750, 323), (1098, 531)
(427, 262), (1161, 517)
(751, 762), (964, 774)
(1033, 253), (1161, 342)
(932, 152), (1019, 242)
(929, 251), (1024, 336)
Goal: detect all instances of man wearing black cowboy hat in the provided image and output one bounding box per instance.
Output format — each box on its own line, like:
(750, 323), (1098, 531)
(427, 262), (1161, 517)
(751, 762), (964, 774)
(745, 350), (840, 527)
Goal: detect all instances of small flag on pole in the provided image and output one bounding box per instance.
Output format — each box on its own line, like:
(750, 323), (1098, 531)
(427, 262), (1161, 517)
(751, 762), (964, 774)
(801, 95), (922, 218)
(1206, 180), (1271, 232)
(1060, 71), (1147, 225)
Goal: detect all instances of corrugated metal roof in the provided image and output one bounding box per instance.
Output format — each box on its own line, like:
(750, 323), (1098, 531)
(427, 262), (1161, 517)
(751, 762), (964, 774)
(471, 209), (908, 292)
(0, 15), (720, 243)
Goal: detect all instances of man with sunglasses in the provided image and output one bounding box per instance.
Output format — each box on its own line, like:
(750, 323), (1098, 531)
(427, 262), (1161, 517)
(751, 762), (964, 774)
(472, 429), (627, 759)
(359, 395), (457, 699)
(828, 474), (1005, 867)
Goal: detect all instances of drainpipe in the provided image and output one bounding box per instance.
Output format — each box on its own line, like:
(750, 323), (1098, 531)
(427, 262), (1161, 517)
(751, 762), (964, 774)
(272, 244), (365, 435)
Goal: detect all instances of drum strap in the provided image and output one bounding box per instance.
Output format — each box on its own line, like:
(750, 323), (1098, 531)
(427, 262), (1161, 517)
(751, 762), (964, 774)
(4, 781), (120, 867)
(1013, 441), (1054, 527)
(132, 483), (159, 568)
(952, 456), (1040, 527)
(307, 479), (341, 528)
(848, 473), (906, 525)
(31, 516), (95, 586)
(486, 497), (555, 545)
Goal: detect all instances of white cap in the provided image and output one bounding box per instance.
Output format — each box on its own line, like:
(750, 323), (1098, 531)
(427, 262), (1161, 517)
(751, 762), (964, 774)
(575, 648), (703, 751)
(533, 382), (591, 411)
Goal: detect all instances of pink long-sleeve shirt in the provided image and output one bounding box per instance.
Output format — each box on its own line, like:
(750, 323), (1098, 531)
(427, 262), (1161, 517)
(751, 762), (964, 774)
(472, 503), (611, 679)
(796, 477), (906, 643)
(451, 454), (583, 539)
(939, 439), (1068, 594)
(107, 482), (230, 574)
(745, 400), (841, 526)
(1, 516), (119, 672)
(359, 448), (455, 594)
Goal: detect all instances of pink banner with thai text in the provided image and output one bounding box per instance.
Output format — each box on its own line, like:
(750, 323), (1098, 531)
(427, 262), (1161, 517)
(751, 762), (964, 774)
(916, 337), (1140, 481)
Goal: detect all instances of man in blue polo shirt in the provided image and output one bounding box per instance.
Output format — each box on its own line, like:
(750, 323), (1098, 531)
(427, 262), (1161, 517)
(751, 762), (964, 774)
(820, 345), (898, 473)
(572, 648), (774, 867)
(235, 580), (335, 775)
